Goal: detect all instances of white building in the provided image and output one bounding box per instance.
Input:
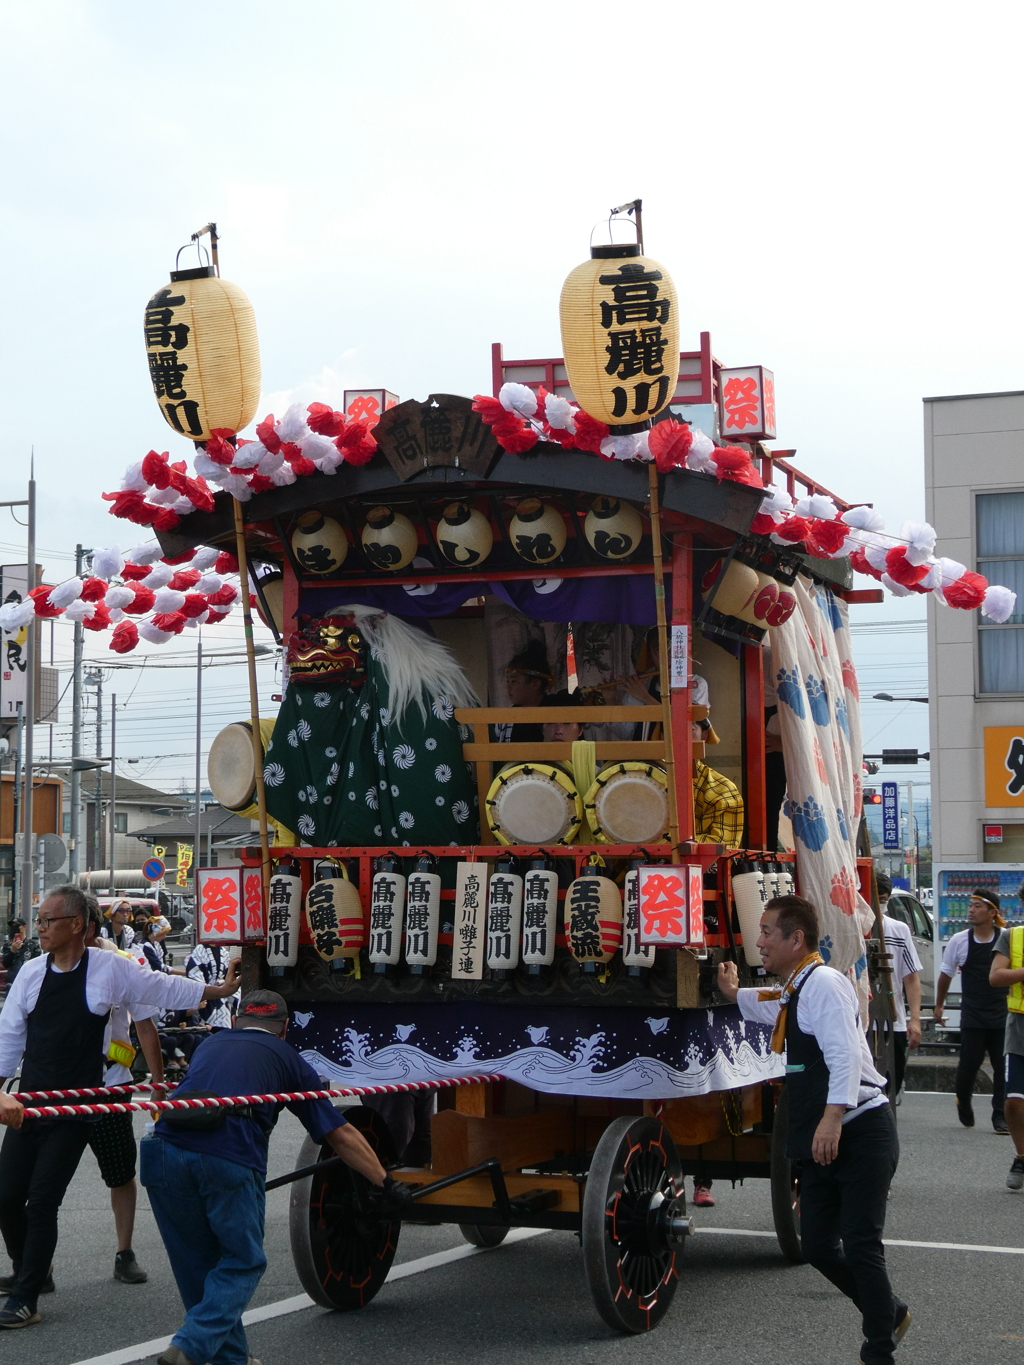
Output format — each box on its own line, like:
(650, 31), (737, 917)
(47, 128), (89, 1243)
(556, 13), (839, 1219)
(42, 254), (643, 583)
(924, 390), (1024, 863)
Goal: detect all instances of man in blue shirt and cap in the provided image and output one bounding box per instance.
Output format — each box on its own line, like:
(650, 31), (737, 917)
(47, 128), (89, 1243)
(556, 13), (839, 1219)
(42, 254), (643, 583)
(142, 989), (410, 1365)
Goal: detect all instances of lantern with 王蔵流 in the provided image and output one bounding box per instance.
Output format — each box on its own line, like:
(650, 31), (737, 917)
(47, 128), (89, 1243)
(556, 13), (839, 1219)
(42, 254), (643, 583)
(143, 264), (260, 441)
(559, 243), (679, 427)
(564, 861), (622, 971)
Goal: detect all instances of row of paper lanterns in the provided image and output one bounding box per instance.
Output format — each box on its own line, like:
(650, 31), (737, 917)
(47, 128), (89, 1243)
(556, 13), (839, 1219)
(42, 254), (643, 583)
(220, 856), (673, 972)
(289, 495), (645, 576)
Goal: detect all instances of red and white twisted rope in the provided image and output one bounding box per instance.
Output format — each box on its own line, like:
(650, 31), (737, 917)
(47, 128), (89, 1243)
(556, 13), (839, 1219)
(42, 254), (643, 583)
(17, 1073), (504, 1119)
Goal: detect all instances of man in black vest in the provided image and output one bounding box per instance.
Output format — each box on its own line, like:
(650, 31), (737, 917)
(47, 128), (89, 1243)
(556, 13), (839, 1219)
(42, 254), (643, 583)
(718, 895), (910, 1365)
(0, 885), (241, 1330)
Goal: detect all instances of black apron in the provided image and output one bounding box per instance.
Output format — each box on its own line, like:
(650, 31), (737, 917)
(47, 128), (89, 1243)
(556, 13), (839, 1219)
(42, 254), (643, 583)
(783, 965), (831, 1161)
(20, 950), (109, 1092)
(959, 930), (1008, 1030)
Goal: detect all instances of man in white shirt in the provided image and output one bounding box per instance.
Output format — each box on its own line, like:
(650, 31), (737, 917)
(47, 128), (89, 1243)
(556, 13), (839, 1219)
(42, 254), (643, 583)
(875, 876), (923, 1098)
(718, 895), (909, 1365)
(0, 885), (240, 1331)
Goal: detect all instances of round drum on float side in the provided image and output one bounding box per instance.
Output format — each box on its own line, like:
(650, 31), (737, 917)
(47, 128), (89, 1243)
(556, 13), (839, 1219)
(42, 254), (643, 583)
(208, 718), (277, 815)
(485, 762), (582, 846)
(583, 763), (670, 845)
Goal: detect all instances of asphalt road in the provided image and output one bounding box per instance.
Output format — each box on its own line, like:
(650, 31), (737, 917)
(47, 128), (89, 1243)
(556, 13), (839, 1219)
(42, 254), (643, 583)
(8, 1092), (1024, 1365)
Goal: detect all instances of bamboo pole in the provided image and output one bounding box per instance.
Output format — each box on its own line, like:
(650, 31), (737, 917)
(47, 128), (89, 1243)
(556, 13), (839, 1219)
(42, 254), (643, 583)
(648, 462), (680, 848)
(231, 497), (273, 910)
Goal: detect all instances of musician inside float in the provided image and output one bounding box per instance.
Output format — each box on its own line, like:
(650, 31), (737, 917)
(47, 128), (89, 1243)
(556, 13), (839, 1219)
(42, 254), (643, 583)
(541, 688), (586, 745)
(491, 641), (554, 744)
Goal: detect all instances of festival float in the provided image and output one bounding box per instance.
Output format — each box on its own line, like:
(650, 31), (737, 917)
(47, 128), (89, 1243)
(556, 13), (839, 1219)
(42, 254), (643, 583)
(8, 210), (1017, 1334)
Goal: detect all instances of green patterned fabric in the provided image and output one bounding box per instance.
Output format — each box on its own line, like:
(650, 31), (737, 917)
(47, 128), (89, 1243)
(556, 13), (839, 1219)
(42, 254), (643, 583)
(263, 657), (478, 847)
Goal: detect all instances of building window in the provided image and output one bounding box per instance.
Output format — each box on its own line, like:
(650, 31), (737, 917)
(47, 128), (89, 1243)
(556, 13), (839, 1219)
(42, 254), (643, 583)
(62, 812), (70, 834)
(114, 812), (128, 833)
(977, 490), (1024, 693)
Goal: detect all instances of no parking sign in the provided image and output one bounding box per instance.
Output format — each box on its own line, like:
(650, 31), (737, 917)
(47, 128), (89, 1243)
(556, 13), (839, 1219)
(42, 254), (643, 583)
(142, 857), (165, 882)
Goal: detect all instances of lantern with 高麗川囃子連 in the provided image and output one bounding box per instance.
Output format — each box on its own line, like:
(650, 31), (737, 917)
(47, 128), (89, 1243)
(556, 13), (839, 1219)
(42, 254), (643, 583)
(143, 265), (261, 441)
(559, 243), (679, 428)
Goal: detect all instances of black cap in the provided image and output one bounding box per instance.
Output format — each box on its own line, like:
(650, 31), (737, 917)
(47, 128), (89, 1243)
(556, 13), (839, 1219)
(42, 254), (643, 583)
(239, 989), (289, 1022)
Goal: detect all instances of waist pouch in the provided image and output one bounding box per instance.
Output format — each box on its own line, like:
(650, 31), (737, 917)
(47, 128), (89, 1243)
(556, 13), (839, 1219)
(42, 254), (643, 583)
(160, 1090), (248, 1133)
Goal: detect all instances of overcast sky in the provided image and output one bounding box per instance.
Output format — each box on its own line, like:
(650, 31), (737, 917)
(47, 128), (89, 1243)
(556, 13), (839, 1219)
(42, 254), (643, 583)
(3, 0), (1008, 793)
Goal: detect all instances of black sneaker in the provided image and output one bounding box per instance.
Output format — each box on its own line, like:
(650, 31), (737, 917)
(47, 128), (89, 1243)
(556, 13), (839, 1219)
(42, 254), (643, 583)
(0, 1297), (41, 1329)
(114, 1250), (148, 1284)
(1007, 1156), (1024, 1191)
(994, 1116), (1010, 1134)
(895, 1304), (912, 1343)
(956, 1099), (975, 1127)
(0, 1269), (53, 1295)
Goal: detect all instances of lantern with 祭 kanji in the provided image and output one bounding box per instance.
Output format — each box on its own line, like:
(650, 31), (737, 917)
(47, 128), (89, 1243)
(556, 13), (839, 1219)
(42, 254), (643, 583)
(718, 366), (776, 442)
(242, 867), (265, 943)
(143, 264), (261, 442)
(560, 243), (679, 427)
(197, 866), (244, 945)
(343, 389), (399, 430)
(637, 865), (705, 948)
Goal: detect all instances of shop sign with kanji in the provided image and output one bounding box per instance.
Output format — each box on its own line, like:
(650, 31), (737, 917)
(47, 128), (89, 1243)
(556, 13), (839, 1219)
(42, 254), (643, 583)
(718, 365), (776, 441)
(452, 861), (486, 979)
(637, 865), (705, 947)
(197, 866), (243, 944)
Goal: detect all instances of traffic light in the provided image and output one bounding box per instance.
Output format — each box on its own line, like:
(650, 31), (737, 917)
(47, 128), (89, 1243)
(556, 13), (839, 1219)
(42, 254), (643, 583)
(863, 760), (879, 776)
(864, 788), (882, 804)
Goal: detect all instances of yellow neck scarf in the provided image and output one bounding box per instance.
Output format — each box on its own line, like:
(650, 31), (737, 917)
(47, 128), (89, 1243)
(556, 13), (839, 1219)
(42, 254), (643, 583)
(757, 951), (824, 1054)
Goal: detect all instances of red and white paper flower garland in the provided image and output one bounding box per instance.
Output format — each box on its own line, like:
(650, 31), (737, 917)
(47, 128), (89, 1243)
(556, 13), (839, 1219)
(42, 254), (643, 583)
(0, 541), (243, 653)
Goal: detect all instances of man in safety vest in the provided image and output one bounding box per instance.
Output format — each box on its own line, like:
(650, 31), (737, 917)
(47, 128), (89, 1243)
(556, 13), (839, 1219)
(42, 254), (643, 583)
(989, 916), (1024, 1189)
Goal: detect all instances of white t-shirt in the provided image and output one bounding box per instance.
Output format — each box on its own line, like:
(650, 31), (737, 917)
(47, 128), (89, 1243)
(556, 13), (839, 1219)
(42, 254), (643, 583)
(0, 946), (202, 1080)
(881, 913), (923, 1033)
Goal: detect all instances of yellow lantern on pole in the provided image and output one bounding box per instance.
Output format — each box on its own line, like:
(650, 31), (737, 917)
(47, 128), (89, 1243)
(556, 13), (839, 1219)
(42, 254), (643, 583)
(144, 265), (261, 441)
(559, 243), (678, 427)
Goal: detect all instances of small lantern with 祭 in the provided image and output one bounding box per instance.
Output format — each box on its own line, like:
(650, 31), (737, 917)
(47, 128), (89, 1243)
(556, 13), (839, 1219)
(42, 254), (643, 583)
(435, 502), (494, 567)
(290, 511), (349, 576)
(143, 242), (261, 442)
(718, 366), (776, 442)
(559, 239), (679, 428)
(361, 506), (419, 571)
(584, 496), (643, 560)
(508, 499), (566, 565)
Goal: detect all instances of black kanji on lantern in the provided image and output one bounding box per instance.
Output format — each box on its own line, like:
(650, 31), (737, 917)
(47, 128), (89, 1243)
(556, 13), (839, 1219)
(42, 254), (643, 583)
(406, 902), (431, 933)
(148, 350), (189, 400)
(145, 288), (190, 350)
(604, 326), (669, 380)
(568, 879), (602, 958)
(314, 930), (343, 956)
(597, 264), (670, 328)
(162, 399), (204, 436)
(610, 376), (672, 419)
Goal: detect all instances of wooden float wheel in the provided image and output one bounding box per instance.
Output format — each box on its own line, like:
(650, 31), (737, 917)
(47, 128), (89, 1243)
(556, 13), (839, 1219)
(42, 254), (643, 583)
(582, 1115), (686, 1334)
(288, 1105), (401, 1311)
(769, 1086), (804, 1263)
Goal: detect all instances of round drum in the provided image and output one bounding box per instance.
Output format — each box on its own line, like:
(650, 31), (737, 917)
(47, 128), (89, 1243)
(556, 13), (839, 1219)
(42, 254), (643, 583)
(486, 763), (582, 846)
(584, 763), (670, 845)
(208, 718), (277, 815)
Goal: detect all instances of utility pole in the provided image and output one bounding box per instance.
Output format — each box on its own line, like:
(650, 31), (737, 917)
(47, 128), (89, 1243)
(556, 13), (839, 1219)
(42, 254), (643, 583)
(194, 631), (203, 885)
(906, 779), (915, 892)
(91, 672), (103, 874)
(19, 467), (36, 930)
(108, 693), (116, 892)
(68, 544), (87, 881)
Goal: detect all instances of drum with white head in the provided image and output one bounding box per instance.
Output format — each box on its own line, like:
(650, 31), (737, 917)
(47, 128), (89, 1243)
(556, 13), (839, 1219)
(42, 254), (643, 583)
(208, 718), (277, 816)
(485, 763), (582, 846)
(584, 763), (670, 845)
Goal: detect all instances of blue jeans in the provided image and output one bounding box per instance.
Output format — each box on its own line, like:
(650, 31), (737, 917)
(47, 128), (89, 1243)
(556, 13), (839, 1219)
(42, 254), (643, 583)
(140, 1137), (267, 1365)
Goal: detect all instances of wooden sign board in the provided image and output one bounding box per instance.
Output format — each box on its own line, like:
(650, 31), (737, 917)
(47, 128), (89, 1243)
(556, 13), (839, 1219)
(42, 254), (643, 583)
(451, 861), (487, 980)
(373, 394), (502, 482)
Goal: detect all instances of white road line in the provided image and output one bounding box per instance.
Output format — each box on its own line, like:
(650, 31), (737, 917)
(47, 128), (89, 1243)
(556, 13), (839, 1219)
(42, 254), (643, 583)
(698, 1226), (1024, 1255)
(65, 1228), (549, 1365)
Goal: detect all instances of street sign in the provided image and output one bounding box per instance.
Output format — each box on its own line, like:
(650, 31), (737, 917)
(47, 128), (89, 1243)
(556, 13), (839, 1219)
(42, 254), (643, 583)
(883, 749), (920, 765)
(142, 857), (165, 882)
(881, 782), (900, 850)
(39, 833), (68, 874)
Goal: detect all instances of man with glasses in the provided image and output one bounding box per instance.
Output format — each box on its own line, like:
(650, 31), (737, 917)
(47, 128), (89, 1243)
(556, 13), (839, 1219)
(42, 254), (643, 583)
(0, 885), (240, 1330)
